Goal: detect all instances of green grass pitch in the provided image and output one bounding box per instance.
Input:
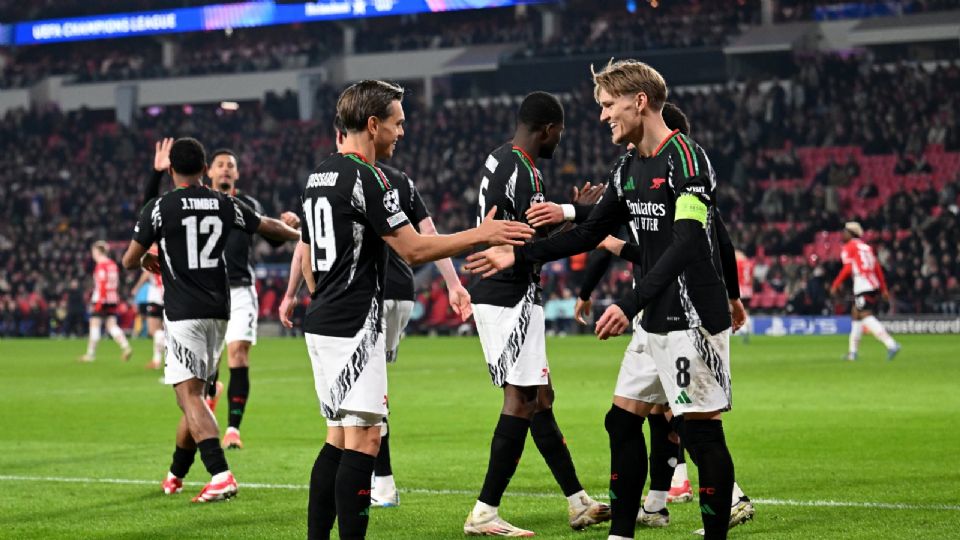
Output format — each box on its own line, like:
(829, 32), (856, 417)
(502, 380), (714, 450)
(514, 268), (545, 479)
(1, 334), (959, 539)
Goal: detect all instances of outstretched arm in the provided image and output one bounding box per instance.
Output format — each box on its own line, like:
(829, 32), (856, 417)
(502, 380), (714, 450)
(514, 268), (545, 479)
(279, 242), (306, 328)
(418, 216), (472, 321)
(384, 208), (533, 267)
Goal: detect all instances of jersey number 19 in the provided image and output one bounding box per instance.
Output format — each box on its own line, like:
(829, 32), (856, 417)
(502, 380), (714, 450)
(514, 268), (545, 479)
(303, 197), (337, 272)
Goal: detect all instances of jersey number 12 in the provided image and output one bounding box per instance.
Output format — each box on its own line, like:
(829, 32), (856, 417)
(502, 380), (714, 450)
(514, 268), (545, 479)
(182, 216), (222, 269)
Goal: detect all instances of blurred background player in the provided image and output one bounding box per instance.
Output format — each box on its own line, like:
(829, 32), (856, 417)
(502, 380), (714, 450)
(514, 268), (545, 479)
(123, 136), (298, 503)
(465, 91), (610, 537)
(831, 222), (901, 361)
(734, 250), (754, 343)
(209, 148), (302, 450)
(79, 241), (132, 363)
(131, 258), (165, 369)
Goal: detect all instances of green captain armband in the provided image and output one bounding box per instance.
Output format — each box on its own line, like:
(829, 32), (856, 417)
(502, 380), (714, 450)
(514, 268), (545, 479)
(675, 193), (707, 226)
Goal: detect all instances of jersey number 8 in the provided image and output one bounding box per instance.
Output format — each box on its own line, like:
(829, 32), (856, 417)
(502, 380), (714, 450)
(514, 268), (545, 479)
(303, 197), (337, 272)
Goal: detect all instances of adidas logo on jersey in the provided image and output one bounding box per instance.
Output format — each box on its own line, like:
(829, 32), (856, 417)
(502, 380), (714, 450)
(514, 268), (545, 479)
(623, 176), (636, 190)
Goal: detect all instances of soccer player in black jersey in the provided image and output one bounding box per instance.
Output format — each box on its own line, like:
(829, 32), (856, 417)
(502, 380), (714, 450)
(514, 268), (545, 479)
(465, 91), (610, 537)
(208, 148), (301, 450)
(467, 61), (739, 540)
(373, 160), (473, 507)
(575, 102), (755, 533)
(122, 137), (298, 503)
(288, 80), (532, 540)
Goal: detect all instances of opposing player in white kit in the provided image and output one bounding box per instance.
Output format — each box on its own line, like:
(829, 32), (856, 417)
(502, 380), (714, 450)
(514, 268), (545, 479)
(122, 137), (298, 503)
(289, 80), (533, 540)
(209, 148), (301, 450)
(830, 222), (901, 361)
(465, 92), (610, 537)
(79, 241), (133, 363)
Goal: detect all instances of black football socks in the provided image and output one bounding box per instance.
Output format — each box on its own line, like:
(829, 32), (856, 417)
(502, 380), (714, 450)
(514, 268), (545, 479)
(605, 405), (647, 538)
(478, 414), (530, 507)
(684, 419), (734, 540)
(227, 366), (249, 430)
(308, 443), (342, 540)
(531, 408), (583, 497)
(335, 450), (376, 540)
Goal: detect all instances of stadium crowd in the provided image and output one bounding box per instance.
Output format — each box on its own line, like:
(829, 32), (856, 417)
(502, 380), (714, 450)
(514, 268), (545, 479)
(6, 1), (960, 89)
(1, 50), (959, 336)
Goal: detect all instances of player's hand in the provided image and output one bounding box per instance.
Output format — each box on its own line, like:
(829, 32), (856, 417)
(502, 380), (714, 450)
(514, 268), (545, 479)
(278, 294), (296, 328)
(829, 286), (839, 297)
(280, 211), (301, 229)
(729, 298), (747, 333)
(595, 304), (629, 340)
(464, 245), (516, 278)
(154, 137), (173, 172)
(526, 202), (565, 228)
(574, 298), (592, 325)
(140, 253), (161, 274)
(597, 235), (625, 254)
(571, 181), (605, 205)
(477, 207), (534, 246)
(448, 283), (473, 322)
(882, 290), (890, 302)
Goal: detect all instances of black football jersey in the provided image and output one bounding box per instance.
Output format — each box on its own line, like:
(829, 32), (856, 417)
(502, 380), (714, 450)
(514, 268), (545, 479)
(224, 191), (284, 287)
(380, 163), (431, 302)
(519, 130), (731, 334)
(470, 143), (548, 307)
(133, 185), (261, 321)
(300, 153), (410, 337)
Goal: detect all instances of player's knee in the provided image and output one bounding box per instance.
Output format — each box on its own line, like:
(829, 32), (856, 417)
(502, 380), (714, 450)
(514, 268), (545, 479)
(604, 405), (645, 444)
(228, 342), (251, 367)
(682, 418), (726, 447)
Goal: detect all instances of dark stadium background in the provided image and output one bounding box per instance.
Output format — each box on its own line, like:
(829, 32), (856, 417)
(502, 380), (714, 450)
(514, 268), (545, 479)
(1, 0), (958, 338)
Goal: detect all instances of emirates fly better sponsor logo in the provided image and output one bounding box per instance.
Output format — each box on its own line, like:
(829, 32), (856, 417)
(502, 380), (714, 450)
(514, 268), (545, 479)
(628, 200), (667, 232)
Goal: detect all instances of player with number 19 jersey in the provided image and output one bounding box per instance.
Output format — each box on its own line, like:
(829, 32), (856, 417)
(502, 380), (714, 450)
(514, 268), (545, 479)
(134, 186), (262, 322)
(301, 152), (410, 338)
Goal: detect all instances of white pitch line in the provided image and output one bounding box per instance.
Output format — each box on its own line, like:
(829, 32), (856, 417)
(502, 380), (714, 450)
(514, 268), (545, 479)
(1, 475), (958, 512)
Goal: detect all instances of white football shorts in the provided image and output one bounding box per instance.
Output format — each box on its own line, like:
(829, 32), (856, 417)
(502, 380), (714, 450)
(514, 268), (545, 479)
(614, 318), (667, 404)
(163, 317), (227, 385)
(225, 285), (258, 345)
(305, 321), (387, 427)
(647, 327), (732, 415)
(382, 299), (414, 363)
(472, 287), (549, 388)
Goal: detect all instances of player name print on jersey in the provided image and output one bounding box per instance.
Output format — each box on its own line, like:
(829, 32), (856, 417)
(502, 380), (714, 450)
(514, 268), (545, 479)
(181, 198), (220, 210)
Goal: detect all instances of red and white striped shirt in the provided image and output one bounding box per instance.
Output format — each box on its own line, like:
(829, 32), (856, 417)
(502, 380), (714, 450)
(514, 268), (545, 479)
(833, 238), (887, 295)
(91, 259), (120, 306)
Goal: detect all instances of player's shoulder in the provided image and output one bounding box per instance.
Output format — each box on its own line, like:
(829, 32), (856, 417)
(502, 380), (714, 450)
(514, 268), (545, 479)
(483, 143), (517, 177)
(376, 161), (412, 192)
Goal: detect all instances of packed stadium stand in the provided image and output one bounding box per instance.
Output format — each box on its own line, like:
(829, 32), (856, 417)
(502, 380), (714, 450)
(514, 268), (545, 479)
(1, 0), (958, 336)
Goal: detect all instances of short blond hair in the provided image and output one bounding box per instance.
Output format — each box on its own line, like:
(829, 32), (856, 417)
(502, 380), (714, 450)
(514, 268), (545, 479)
(591, 58), (668, 111)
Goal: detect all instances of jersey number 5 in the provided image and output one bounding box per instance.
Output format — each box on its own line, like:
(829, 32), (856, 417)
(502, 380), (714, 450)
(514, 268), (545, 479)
(182, 216), (222, 269)
(477, 176), (490, 227)
(303, 197), (337, 272)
